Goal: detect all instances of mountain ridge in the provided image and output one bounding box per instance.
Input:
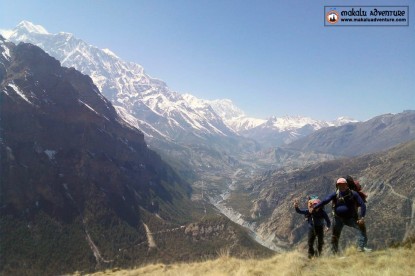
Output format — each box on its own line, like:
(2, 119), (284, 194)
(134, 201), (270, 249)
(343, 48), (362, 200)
(4, 21), (358, 149)
(0, 37), (272, 275)
(285, 110), (415, 156)
(5, 21), (236, 140)
(229, 139), (415, 251)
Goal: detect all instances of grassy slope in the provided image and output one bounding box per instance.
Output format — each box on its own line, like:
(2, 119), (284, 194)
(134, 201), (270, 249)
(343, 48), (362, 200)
(86, 245), (414, 276)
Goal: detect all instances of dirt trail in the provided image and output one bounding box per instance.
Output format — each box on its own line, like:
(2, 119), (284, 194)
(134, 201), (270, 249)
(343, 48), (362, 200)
(143, 223), (157, 249)
(380, 183), (414, 240)
(85, 229), (113, 264)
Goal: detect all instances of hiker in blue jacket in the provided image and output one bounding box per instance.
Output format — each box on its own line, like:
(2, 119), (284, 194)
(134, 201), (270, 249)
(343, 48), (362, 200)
(294, 196), (331, 258)
(311, 177), (372, 254)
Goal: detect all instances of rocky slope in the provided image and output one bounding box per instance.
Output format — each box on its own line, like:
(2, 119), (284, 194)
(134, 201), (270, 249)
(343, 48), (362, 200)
(285, 111), (415, 156)
(236, 139), (415, 251)
(0, 37), (272, 275)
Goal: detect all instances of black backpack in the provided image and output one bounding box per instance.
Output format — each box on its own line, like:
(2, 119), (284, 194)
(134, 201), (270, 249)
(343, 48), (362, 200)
(344, 175), (367, 203)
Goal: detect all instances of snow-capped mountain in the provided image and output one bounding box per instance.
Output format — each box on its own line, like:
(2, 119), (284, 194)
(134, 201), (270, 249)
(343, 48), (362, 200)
(205, 99), (267, 132)
(242, 115), (360, 147)
(5, 21), (235, 141)
(203, 98), (357, 132)
(330, 116), (359, 126)
(2, 37), (250, 273)
(202, 98), (358, 147)
(4, 21), (357, 151)
(183, 96), (267, 133)
(205, 98), (245, 121)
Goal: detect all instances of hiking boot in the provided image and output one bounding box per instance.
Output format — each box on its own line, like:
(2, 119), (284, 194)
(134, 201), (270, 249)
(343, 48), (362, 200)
(358, 247), (372, 252)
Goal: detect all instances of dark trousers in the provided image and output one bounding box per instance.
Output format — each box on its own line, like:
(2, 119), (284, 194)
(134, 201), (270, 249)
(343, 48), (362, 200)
(308, 225), (324, 257)
(331, 216), (368, 254)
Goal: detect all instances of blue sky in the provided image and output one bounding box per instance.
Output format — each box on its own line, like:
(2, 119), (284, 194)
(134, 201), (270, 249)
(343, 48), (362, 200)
(1, 0), (414, 121)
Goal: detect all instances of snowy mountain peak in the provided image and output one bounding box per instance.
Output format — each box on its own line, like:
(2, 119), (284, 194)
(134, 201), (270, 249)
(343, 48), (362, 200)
(6, 21), (360, 149)
(331, 116), (359, 126)
(203, 98), (266, 132)
(16, 21), (49, 35)
(7, 21), (236, 140)
(207, 98), (246, 120)
(263, 115), (325, 131)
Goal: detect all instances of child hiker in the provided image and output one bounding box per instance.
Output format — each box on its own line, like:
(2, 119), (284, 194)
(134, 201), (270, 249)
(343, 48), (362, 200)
(294, 196), (331, 258)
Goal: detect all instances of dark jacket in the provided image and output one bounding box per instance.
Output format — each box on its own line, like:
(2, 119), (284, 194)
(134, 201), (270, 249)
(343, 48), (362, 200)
(314, 189), (366, 219)
(295, 207), (331, 229)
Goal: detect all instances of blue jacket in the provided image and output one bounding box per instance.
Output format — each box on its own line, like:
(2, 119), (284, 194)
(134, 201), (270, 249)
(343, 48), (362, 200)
(295, 207), (331, 229)
(314, 189), (366, 218)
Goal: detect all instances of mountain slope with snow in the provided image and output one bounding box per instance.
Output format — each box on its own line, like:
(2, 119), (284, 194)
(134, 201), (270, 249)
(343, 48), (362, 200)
(243, 116), (359, 148)
(203, 98), (358, 147)
(0, 37), (274, 275)
(205, 98), (267, 132)
(4, 21), (357, 152)
(6, 21), (235, 141)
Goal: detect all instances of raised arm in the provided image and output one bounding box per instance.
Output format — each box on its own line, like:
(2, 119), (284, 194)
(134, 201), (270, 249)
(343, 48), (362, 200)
(313, 192), (336, 210)
(295, 207), (309, 215)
